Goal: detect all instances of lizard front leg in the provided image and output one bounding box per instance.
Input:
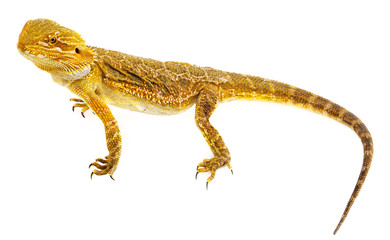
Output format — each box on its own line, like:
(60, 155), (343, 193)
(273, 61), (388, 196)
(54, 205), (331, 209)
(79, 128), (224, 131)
(68, 85), (122, 179)
(70, 98), (90, 118)
(195, 84), (232, 187)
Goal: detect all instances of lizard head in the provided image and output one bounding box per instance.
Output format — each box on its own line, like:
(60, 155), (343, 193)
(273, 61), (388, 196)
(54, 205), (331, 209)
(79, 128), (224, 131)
(17, 19), (96, 80)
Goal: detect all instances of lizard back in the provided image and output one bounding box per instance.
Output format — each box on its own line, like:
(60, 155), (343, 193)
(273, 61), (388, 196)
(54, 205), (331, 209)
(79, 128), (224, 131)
(94, 47), (228, 114)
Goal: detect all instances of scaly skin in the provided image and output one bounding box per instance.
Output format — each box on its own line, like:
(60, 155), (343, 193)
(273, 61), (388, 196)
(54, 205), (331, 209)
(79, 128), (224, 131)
(17, 19), (373, 234)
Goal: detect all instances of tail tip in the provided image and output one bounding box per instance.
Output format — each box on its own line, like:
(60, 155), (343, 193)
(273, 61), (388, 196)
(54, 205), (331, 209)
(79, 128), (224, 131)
(333, 225), (341, 235)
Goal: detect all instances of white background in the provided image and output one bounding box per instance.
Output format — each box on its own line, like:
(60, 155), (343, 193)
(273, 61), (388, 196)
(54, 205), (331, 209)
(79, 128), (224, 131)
(1, 0), (389, 239)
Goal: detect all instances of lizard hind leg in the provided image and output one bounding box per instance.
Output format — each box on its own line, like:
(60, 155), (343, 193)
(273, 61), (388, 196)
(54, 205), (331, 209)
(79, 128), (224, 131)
(195, 85), (233, 187)
(89, 155), (117, 180)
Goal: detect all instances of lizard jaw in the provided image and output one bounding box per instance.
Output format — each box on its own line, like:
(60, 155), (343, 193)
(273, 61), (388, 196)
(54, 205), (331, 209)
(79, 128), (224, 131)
(18, 48), (91, 80)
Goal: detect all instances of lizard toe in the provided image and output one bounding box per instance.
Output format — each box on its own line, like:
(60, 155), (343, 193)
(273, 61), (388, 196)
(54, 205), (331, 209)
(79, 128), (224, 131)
(89, 155), (118, 178)
(195, 156), (232, 186)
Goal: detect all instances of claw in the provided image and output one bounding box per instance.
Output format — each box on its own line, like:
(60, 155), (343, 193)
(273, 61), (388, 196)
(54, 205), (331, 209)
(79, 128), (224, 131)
(206, 181), (209, 190)
(84, 149), (121, 179)
(89, 162), (107, 170)
(96, 158), (108, 164)
(71, 100), (89, 118)
(227, 163), (233, 175)
(195, 171), (199, 179)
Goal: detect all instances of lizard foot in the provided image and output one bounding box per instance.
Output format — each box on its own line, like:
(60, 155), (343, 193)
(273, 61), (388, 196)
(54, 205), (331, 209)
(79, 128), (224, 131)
(70, 98), (91, 118)
(89, 155), (118, 180)
(195, 156), (233, 188)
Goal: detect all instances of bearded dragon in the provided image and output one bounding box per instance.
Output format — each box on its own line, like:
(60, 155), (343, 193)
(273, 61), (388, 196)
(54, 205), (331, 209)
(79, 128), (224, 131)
(17, 19), (373, 234)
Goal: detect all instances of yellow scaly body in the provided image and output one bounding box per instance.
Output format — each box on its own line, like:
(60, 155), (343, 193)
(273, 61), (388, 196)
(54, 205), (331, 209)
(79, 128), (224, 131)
(17, 19), (373, 234)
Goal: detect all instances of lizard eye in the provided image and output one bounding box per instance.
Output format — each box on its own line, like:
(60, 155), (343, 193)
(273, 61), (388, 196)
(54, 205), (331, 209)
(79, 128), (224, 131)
(50, 37), (57, 44)
(75, 47), (80, 54)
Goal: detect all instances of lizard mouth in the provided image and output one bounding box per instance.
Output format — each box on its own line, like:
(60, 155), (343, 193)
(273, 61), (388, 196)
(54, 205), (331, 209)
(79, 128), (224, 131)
(18, 48), (56, 71)
(18, 48), (46, 65)
(18, 47), (91, 80)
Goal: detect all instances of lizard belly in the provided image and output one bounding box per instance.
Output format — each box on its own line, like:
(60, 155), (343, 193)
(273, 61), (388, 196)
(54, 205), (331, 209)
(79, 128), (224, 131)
(100, 86), (195, 115)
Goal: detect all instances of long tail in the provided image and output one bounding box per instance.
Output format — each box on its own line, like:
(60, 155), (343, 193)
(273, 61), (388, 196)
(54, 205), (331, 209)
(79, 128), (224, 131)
(219, 73), (373, 234)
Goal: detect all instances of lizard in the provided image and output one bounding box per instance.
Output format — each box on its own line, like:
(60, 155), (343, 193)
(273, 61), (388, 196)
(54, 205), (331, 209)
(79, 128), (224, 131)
(17, 18), (373, 234)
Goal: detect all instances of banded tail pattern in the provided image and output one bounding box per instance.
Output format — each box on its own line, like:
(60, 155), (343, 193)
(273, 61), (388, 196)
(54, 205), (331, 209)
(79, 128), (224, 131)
(220, 74), (373, 234)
